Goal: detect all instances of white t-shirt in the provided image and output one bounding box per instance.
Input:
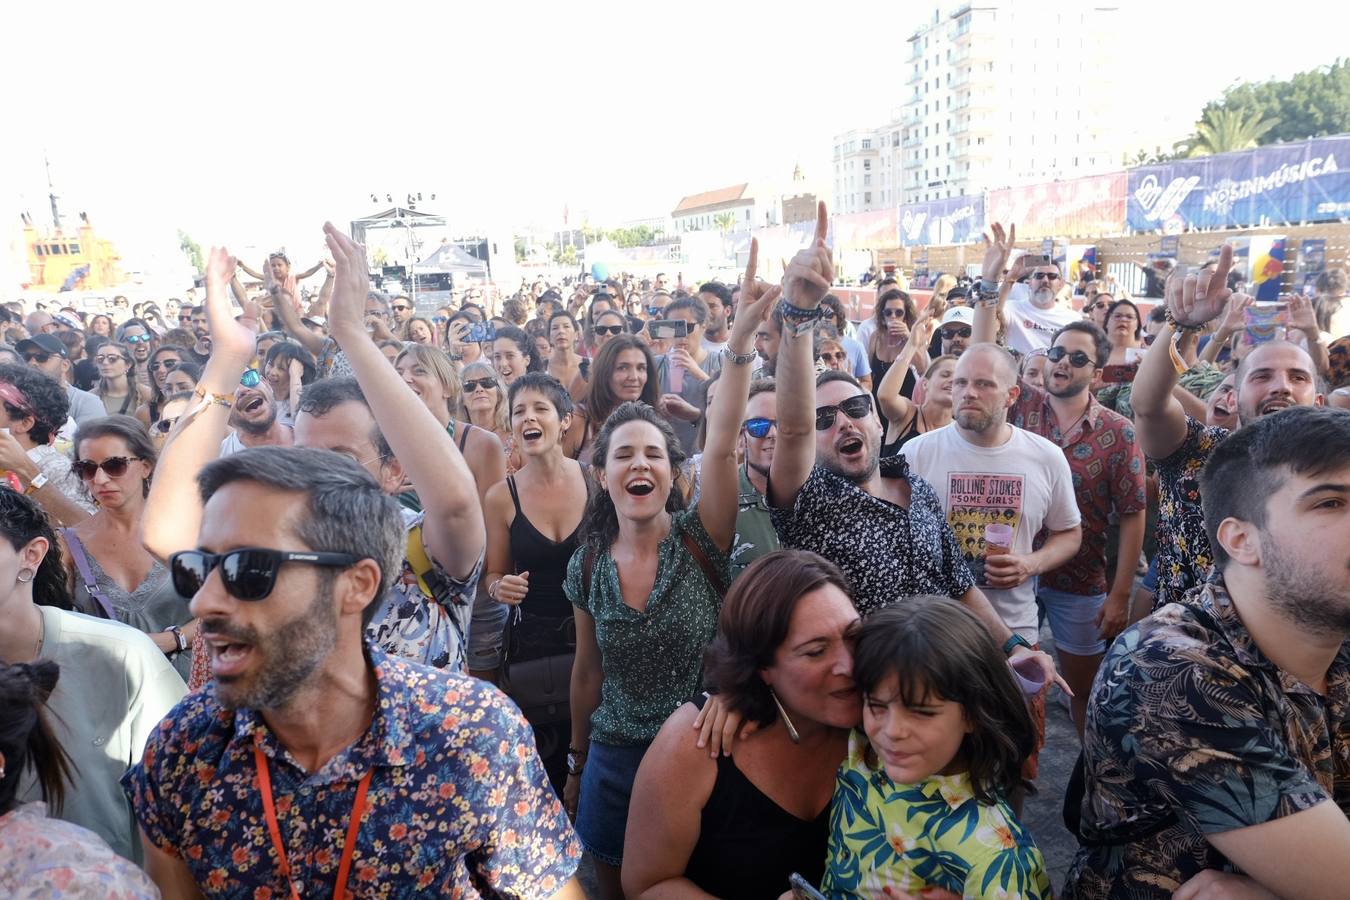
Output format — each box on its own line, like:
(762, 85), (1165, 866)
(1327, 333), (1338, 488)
(900, 423), (1080, 642)
(1002, 295), (1081, 354)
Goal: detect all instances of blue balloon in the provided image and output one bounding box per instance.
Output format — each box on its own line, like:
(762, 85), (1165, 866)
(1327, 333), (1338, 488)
(590, 262), (609, 282)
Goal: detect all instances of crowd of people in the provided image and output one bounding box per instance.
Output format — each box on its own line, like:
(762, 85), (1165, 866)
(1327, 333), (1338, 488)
(0, 204), (1348, 899)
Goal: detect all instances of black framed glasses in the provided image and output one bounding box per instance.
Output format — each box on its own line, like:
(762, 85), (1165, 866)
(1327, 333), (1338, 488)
(882, 308), (908, 318)
(1046, 346), (1094, 368)
(72, 456), (141, 481)
(814, 394), (873, 431)
(462, 377), (498, 392)
(1030, 272), (1060, 281)
(22, 352), (52, 364)
(940, 325), (972, 339)
(153, 416), (180, 435)
(169, 547), (366, 601)
(743, 417), (777, 439)
(392, 304), (412, 313)
(594, 324), (624, 336)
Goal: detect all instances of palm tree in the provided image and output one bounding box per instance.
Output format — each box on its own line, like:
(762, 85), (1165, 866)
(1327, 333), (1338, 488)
(713, 211), (738, 233)
(1187, 107), (1281, 157)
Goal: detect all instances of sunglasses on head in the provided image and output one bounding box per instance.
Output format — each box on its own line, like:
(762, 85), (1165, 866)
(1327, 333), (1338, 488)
(22, 352), (52, 364)
(169, 547), (366, 601)
(941, 325), (972, 339)
(1047, 346), (1094, 368)
(815, 393), (873, 431)
(150, 359), (179, 371)
(743, 417), (777, 439)
(123, 334), (152, 344)
(594, 324), (624, 336)
(462, 377), (497, 392)
(240, 369), (262, 388)
(73, 456), (140, 481)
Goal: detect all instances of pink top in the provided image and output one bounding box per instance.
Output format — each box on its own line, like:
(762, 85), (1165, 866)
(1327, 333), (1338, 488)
(0, 802), (159, 899)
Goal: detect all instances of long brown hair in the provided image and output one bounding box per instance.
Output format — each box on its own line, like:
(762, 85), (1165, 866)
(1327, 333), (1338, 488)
(583, 334), (660, 427)
(95, 342), (146, 414)
(0, 660), (73, 815)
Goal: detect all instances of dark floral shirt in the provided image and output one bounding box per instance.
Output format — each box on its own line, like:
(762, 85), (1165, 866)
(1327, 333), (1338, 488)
(122, 647), (580, 898)
(770, 457), (975, 616)
(1064, 577), (1350, 898)
(1011, 384), (1147, 596)
(1151, 416), (1228, 607)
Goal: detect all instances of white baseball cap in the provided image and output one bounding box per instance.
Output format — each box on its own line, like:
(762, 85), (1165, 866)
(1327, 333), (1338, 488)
(940, 306), (973, 327)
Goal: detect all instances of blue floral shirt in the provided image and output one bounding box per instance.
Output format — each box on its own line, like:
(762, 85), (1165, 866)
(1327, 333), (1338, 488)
(121, 647), (580, 898)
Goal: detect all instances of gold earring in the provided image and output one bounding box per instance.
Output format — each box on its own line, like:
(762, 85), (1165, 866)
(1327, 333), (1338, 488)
(769, 687), (800, 744)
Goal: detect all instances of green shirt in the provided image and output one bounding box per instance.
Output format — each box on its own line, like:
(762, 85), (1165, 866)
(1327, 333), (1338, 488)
(565, 508), (730, 746)
(730, 465), (779, 581)
(823, 730), (1051, 900)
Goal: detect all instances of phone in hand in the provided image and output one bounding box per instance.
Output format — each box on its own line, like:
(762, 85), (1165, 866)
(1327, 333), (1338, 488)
(466, 322), (498, 344)
(788, 873), (827, 900)
(647, 319), (688, 340)
(1021, 253), (1052, 268)
(1100, 363), (1138, 385)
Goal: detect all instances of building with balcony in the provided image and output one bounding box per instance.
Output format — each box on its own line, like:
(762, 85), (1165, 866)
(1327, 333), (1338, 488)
(832, 1), (1144, 211)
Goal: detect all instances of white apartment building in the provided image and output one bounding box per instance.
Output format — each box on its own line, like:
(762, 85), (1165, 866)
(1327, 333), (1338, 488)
(833, 1), (1129, 211)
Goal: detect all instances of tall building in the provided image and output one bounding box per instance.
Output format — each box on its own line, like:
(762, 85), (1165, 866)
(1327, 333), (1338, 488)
(833, 1), (1131, 211)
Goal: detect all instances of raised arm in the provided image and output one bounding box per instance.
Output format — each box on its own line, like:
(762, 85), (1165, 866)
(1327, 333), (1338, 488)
(142, 249), (258, 561)
(236, 259), (265, 281)
(972, 222), (1015, 346)
(696, 238), (777, 552)
(267, 285), (328, 357)
(1133, 248), (1234, 459)
(767, 201), (834, 509)
(295, 260), (324, 280)
(876, 309), (938, 424)
(325, 222), (484, 581)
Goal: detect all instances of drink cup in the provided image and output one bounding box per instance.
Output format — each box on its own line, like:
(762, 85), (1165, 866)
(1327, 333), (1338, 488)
(1011, 654), (1047, 697)
(669, 362), (685, 393)
(984, 523), (1013, 557)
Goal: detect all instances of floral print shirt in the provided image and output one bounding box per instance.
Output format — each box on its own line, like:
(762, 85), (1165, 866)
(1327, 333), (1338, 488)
(770, 457), (976, 616)
(366, 508), (483, 673)
(1064, 577), (1350, 898)
(823, 730), (1051, 900)
(0, 802), (159, 900)
(121, 646), (581, 898)
(1151, 416), (1228, 607)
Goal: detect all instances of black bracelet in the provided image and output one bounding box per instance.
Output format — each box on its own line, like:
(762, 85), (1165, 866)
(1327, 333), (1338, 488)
(777, 297), (830, 323)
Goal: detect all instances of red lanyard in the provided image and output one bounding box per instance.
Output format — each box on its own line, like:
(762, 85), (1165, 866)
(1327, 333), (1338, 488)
(254, 741), (373, 900)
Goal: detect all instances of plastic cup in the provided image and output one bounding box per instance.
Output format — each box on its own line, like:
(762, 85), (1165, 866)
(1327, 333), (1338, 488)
(669, 363), (685, 393)
(984, 523), (1013, 557)
(1011, 654), (1047, 697)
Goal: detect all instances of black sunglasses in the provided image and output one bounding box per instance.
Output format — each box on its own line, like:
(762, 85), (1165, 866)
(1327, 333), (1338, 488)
(1030, 272), (1059, 281)
(743, 417), (777, 439)
(1047, 346), (1094, 368)
(169, 547), (366, 601)
(22, 352), (52, 364)
(150, 359), (179, 371)
(463, 377), (498, 392)
(392, 305), (412, 312)
(941, 325), (972, 339)
(153, 416), (180, 435)
(594, 324), (624, 336)
(815, 394), (873, 431)
(882, 308), (908, 318)
(72, 456), (141, 481)
(818, 351), (848, 363)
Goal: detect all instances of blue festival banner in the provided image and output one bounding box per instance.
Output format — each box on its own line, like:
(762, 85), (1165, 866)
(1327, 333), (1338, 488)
(898, 195), (985, 247)
(1127, 135), (1350, 231)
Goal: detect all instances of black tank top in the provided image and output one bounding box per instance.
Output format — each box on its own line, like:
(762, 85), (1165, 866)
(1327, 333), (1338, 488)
(505, 476), (581, 661)
(683, 697), (830, 899)
(880, 406), (924, 458)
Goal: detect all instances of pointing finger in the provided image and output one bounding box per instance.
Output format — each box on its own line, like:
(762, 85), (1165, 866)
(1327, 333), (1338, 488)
(814, 200), (829, 247)
(745, 237), (759, 288)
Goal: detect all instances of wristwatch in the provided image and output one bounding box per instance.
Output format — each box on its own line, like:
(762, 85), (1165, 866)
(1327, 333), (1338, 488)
(567, 747), (586, 776)
(723, 345), (756, 366)
(24, 472), (49, 495)
(1001, 633), (1033, 657)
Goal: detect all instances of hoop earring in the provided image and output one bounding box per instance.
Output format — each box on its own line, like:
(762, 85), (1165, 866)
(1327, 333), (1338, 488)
(769, 687), (801, 744)
(16, 568), (35, 584)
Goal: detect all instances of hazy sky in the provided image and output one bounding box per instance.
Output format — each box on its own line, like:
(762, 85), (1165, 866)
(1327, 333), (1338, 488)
(2, 0), (1344, 275)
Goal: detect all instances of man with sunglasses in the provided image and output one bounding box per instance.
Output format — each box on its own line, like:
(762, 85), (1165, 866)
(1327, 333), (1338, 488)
(16, 332), (104, 424)
(389, 294), (415, 327)
(729, 379), (781, 578)
(978, 228), (1080, 355)
(0, 363), (95, 525)
(126, 446), (582, 898)
(219, 373), (293, 456)
(938, 306), (974, 357)
(766, 202), (1063, 694)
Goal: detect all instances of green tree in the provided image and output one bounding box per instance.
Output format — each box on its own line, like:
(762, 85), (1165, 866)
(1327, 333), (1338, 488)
(1194, 58), (1350, 147)
(554, 244), (578, 266)
(177, 228), (203, 273)
(1186, 106), (1281, 157)
(514, 237), (528, 263)
(606, 225), (657, 248)
(713, 212), (737, 233)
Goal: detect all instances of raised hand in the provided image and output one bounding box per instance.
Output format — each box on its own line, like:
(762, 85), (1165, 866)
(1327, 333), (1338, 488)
(729, 237), (781, 345)
(781, 201), (833, 309)
(980, 222), (1016, 283)
(1286, 293), (1318, 335)
(204, 247), (257, 363)
(323, 222), (373, 341)
(1167, 245), (1234, 328)
(1217, 293), (1255, 335)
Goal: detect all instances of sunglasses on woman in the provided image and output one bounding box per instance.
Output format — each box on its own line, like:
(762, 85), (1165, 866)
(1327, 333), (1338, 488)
(814, 394), (873, 431)
(169, 547), (366, 601)
(817, 351), (848, 364)
(72, 456), (141, 481)
(882, 308), (908, 318)
(153, 416), (180, 435)
(462, 377), (498, 392)
(150, 359), (180, 372)
(1046, 346), (1094, 368)
(742, 417), (777, 439)
(593, 324), (624, 336)
(94, 354), (129, 365)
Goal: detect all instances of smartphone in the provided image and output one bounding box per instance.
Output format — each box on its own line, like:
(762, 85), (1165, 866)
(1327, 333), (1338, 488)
(466, 322), (498, 343)
(1021, 253), (1052, 268)
(1100, 363), (1138, 385)
(789, 873), (828, 900)
(647, 319), (688, 340)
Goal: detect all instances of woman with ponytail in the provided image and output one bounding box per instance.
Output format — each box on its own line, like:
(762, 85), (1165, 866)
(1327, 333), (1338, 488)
(0, 489), (184, 863)
(0, 660), (158, 897)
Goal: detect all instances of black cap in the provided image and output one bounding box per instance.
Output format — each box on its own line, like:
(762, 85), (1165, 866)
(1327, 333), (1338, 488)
(15, 333), (67, 359)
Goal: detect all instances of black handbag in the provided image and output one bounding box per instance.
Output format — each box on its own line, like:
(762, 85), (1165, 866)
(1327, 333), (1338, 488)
(500, 609), (576, 727)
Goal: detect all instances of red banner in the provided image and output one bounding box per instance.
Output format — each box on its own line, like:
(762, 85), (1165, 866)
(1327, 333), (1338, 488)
(986, 172), (1127, 238)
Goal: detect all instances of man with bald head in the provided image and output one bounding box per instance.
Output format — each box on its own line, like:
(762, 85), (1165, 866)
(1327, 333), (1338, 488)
(1133, 248), (1327, 608)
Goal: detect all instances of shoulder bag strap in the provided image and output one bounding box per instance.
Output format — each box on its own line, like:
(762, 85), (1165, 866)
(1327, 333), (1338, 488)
(680, 531), (726, 599)
(62, 528), (117, 620)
